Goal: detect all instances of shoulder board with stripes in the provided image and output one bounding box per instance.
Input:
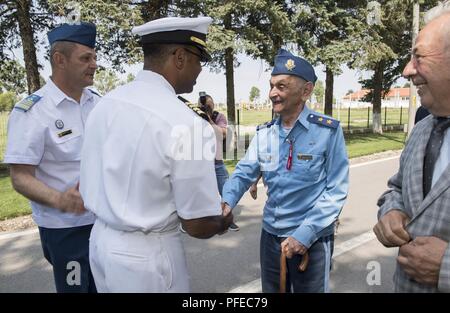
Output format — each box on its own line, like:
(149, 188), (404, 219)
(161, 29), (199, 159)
(307, 113), (339, 129)
(177, 96), (209, 121)
(14, 94), (42, 112)
(256, 119), (276, 131)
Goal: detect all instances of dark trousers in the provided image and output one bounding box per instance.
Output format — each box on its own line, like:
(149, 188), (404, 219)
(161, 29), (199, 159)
(38, 224), (97, 293)
(260, 228), (334, 293)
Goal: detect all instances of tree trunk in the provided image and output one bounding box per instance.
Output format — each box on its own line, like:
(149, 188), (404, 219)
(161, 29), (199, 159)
(16, 0), (40, 93)
(225, 47), (236, 125)
(224, 14), (236, 125)
(324, 66), (334, 116)
(372, 61), (384, 134)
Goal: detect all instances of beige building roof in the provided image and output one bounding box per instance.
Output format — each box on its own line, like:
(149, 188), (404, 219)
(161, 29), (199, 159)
(343, 88), (410, 100)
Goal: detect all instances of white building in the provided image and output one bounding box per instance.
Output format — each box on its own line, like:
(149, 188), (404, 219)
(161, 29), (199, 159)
(340, 88), (410, 108)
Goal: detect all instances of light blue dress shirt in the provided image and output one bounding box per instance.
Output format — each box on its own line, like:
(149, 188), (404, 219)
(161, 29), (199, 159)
(222, 106), (349, 248)
(432, 127), (450, 187)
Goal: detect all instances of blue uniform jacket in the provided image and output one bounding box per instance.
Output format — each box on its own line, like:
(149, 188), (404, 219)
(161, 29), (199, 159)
(222, 106), (349, 248)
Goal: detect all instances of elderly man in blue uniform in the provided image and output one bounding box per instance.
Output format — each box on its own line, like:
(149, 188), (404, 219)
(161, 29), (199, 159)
(3, 23), (99, 292)
(222, 49), (349, 293)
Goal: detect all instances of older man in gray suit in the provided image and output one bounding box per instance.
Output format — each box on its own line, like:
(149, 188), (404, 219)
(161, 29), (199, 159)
(374, 11), (450, 292)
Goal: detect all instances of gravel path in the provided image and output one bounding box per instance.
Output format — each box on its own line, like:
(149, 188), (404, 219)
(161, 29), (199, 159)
(0, 214), (36, 232)
(0, 149), (402, 233)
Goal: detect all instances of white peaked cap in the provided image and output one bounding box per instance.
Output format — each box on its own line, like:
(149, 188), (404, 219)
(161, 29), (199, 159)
(132, 16), (212, 37)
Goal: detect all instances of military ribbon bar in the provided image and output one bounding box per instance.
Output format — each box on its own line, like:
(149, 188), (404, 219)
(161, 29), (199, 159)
(286, 139), (293, 170)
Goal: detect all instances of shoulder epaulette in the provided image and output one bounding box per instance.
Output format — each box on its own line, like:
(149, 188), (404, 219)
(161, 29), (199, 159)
(14, 94), (42, 112)
(88, 88), (102, 97)
(256, 119), (276, 131)
(177, 96), (209, 121)
(307, 113), (339, 129)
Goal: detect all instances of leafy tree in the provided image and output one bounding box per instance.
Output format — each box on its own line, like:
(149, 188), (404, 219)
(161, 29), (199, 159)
(0, 59), (27, 94)
(354, 0), (439, 133)
(403, 82), (410, 88)
(126, 73), (135, 83)
(313, 80), (325, 105)
(292, 0), (367, 116)
(1, 1), (56, 93)
(94, 68), (121, 95)
(346, 89), (354, 96)
(175, 0), (295, 124)
(0, 91), (18, 112)
(48, 1), (144, 71)
(132, 0), (173, 21)
(0, 0), (145, 96)
(249, 86), (260, 102)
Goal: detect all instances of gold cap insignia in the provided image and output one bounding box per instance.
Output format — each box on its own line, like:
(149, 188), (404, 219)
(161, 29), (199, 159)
(190, 36), (206, 47)
(285, 59), (296, 71)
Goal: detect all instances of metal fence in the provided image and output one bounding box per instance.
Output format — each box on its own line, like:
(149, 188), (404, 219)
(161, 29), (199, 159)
(332, 107), (406, 131)
(0, 107), (407, 162)
(233, 107), (407, 132)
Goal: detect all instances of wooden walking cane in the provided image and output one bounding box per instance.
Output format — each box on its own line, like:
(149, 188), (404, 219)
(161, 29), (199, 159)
(279, 250), (287, 293)
(279, 251), (310, 293)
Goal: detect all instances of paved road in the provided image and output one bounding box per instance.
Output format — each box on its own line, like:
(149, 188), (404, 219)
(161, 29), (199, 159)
(0, 156), (401, 293)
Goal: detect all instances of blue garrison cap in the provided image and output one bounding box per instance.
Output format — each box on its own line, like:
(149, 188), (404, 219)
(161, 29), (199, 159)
(271, 49), (317, 83)
(47, 22), (96, 48)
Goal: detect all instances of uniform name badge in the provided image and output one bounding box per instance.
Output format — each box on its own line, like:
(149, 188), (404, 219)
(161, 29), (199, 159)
(58, 129), (73, 138)
(298, 154), (313, 161)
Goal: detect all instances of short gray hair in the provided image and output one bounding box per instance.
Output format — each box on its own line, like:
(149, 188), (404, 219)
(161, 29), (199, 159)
(424, 1), (450, 24)
(423, 2), (450, 53)
(49, 41), (77, 67)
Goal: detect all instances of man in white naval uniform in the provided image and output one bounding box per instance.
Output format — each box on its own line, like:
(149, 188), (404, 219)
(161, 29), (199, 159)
(4, 22), (99, 293)
(80, 16), (233, 292)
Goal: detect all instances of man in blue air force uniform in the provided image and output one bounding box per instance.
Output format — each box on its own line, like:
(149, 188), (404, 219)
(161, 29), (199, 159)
(3, 22), (99, 292)
(222, 49), (349, 293)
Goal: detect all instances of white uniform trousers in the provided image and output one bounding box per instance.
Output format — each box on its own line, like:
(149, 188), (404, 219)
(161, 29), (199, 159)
(89, 219), (190, 292)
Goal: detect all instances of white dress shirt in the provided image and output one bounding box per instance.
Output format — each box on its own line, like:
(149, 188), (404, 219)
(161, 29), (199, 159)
(80, 70), (221, 233)
(4, 78), (99, 228)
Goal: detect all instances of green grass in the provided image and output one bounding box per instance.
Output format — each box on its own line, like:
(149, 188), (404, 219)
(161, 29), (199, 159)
(218, 107), (408, 129)
(236, 109), (273, 126)
(225, 131), (406, 173)
(0, 170), (31, 220)
(345, 131), (406, 158)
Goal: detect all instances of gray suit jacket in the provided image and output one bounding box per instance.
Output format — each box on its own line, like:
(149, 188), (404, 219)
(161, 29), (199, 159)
(377, 115), (450, 292)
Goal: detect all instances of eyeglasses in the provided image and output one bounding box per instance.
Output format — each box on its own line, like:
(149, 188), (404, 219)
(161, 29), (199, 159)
(183, 48), (208, 66)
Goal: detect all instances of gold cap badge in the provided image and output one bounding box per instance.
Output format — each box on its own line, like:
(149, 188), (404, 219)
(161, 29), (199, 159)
(285, 59), (296, 71)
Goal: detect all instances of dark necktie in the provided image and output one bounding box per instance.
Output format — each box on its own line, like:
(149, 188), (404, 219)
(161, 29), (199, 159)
(423, 117), (450, 197)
